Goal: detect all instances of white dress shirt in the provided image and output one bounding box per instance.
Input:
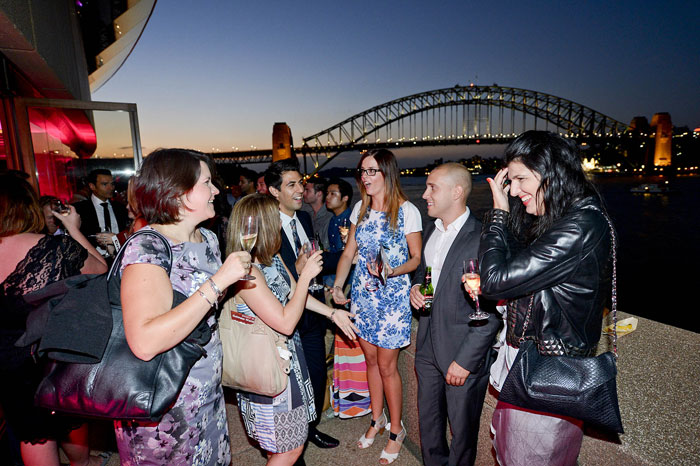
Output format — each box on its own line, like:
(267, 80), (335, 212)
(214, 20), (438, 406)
(280, 211), (310, 257)
(90, 194), (119, 233)
(423, 208), (470, 288)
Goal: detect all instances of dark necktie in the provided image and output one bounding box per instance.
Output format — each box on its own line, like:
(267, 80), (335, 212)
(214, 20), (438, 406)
(289, 219), (302, 256)
(100, 202), (111, 232)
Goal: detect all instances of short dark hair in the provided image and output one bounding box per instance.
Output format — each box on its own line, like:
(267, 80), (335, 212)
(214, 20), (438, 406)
(39, 195), (59, 209)
(306, 176), (328, 202)
(133, 148), (210, 225)
(264, 158), (300, 192)
(328, 177), (353, 206)
(87, 169), (112, 185)
(0, 174), (44, 237)
(238, 167), (258, 183)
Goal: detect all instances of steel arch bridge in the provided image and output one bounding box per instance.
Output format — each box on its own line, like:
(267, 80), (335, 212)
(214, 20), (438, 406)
(212, 85), (629, 172)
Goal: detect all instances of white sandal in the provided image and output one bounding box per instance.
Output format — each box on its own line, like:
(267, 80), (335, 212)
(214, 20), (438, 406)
(357, 410), (387, 449)
(379, 421), (406, 464)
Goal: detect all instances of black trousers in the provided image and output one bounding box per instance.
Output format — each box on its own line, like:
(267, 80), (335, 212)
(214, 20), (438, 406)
(415, 350), (490, 466)
(297, 313), (328, 428)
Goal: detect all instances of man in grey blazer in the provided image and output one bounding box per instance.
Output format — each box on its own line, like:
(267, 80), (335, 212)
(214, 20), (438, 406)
(410, 163), (501, 466)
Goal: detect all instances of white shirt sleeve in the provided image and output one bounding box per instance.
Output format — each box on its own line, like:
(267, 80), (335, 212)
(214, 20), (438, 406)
(350, 201), (363, 225)
(401, 201), (423, 234)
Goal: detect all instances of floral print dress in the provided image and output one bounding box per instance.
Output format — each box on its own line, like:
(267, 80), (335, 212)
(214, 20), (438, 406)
(350, 201), (422, 349)
(114, 227), (231, 466)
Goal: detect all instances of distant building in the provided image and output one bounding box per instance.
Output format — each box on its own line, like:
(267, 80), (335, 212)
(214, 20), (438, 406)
(650, 112), (672, 166)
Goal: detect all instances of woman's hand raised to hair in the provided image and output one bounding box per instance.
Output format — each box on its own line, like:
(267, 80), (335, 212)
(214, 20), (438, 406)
(486, 167), (510, 212)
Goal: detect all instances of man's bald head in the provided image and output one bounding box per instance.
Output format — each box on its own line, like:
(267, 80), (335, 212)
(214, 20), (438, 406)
(432, 163), (472, 203)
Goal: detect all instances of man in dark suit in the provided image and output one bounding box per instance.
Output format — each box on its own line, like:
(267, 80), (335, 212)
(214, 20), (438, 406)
(264, 158), (340, 455)
(73, 169), (128, 256)
(410, 163), (501, 466)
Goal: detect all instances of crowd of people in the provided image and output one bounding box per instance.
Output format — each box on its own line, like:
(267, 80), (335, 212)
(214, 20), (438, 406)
(0, 130), (616, 466)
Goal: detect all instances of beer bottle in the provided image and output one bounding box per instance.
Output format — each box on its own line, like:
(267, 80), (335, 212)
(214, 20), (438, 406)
(420, 266), (434, 314)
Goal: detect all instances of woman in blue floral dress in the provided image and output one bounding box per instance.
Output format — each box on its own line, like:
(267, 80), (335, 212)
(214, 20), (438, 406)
(225, 194), (357, 465)
(332, 149), (422, 464)
(114, 149), (251, 465)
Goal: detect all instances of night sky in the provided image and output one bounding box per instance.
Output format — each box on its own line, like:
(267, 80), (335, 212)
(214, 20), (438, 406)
(94, 0), (700, 166)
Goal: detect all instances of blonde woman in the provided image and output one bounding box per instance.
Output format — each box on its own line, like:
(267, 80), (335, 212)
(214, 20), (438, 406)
(227, 194), (357, 466)
(332, 149), (422, 464)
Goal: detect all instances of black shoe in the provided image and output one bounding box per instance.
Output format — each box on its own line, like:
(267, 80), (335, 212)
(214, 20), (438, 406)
(308, 429), (339, 448)
(293, 458), (306, 466)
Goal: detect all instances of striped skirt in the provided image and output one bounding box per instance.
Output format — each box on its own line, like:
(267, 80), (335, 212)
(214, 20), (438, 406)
(331, 332), (371, 418)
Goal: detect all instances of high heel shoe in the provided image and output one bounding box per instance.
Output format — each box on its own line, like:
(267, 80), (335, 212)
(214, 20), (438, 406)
(357, 410), (387, 449)
(379, 421), (406, 465)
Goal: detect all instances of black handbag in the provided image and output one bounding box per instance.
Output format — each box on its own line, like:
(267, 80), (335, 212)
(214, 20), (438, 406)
(31, 229), (211, 422)
(498, 211), (624, 433)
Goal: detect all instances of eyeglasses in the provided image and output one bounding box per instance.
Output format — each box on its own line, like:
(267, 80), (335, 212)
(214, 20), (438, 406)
(357, 168), (382, 177)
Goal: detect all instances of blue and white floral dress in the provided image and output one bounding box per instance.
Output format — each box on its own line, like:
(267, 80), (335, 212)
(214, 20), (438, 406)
(114, 227), (230, 466)
(350, 201), (422, 349)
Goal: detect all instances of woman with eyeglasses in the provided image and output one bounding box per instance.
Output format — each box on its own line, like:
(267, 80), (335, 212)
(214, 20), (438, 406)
(332, 149), (422, 464)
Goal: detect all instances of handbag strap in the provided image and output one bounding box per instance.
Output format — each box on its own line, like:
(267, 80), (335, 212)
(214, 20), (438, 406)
(107, 228), (174, 281)
(517, 205), (619, 358)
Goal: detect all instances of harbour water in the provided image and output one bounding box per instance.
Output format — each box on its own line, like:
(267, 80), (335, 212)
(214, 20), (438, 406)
(344, 173), (700, 333)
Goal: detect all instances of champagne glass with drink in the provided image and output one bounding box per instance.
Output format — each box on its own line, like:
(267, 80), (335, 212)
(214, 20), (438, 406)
(365, 249), (382, 292)
(464, 258), (488, 320)
(303, 239), (324, 291)
(338, 218), (350, 244)
(239, 215), (258, 281)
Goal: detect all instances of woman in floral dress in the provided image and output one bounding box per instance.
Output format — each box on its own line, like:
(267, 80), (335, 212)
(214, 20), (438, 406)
(225, 194), (357, 465)
(114, 149), (250, 465)
(332, 149), (422, 464)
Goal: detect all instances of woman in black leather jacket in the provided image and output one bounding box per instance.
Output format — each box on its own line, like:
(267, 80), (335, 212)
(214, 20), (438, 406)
(478, 131), (614, 466)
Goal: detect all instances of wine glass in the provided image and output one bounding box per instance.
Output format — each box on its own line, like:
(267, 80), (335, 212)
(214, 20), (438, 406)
(463, 258), (488, 320)
(303, 240), (324, 291)
(338, 218), (350, 244)
(239, 215), (258, 281)
(365, 250), (382, 291)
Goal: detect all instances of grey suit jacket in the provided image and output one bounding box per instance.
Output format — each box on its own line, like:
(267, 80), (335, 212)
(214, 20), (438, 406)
(412, 213), (500, 375)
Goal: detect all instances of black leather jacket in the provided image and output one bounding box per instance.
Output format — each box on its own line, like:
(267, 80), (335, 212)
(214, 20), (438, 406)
(479, 197), (613, 357)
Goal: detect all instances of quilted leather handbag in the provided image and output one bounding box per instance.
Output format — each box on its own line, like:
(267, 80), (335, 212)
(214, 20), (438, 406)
(499, 210), (623, 433)
(32, 230), (211, 422)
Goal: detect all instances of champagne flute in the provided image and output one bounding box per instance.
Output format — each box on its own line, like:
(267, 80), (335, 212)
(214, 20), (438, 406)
(303, 240), (324, 291)
(239, 215), (258, 281)
(464, 258), (488, 320)
(338, 218), (350, 244)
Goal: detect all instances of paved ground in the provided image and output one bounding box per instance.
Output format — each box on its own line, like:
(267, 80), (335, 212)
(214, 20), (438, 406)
(84, 310), (700, 466)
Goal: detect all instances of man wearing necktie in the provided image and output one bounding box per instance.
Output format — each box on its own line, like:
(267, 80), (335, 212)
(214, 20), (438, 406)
(265, 158), (341, 460)
(73, 169), (128, 257)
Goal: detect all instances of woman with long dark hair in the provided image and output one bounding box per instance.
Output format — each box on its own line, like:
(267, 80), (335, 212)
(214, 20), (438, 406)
(332, 149), (422, 464)
(478, 131), (615, 465)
